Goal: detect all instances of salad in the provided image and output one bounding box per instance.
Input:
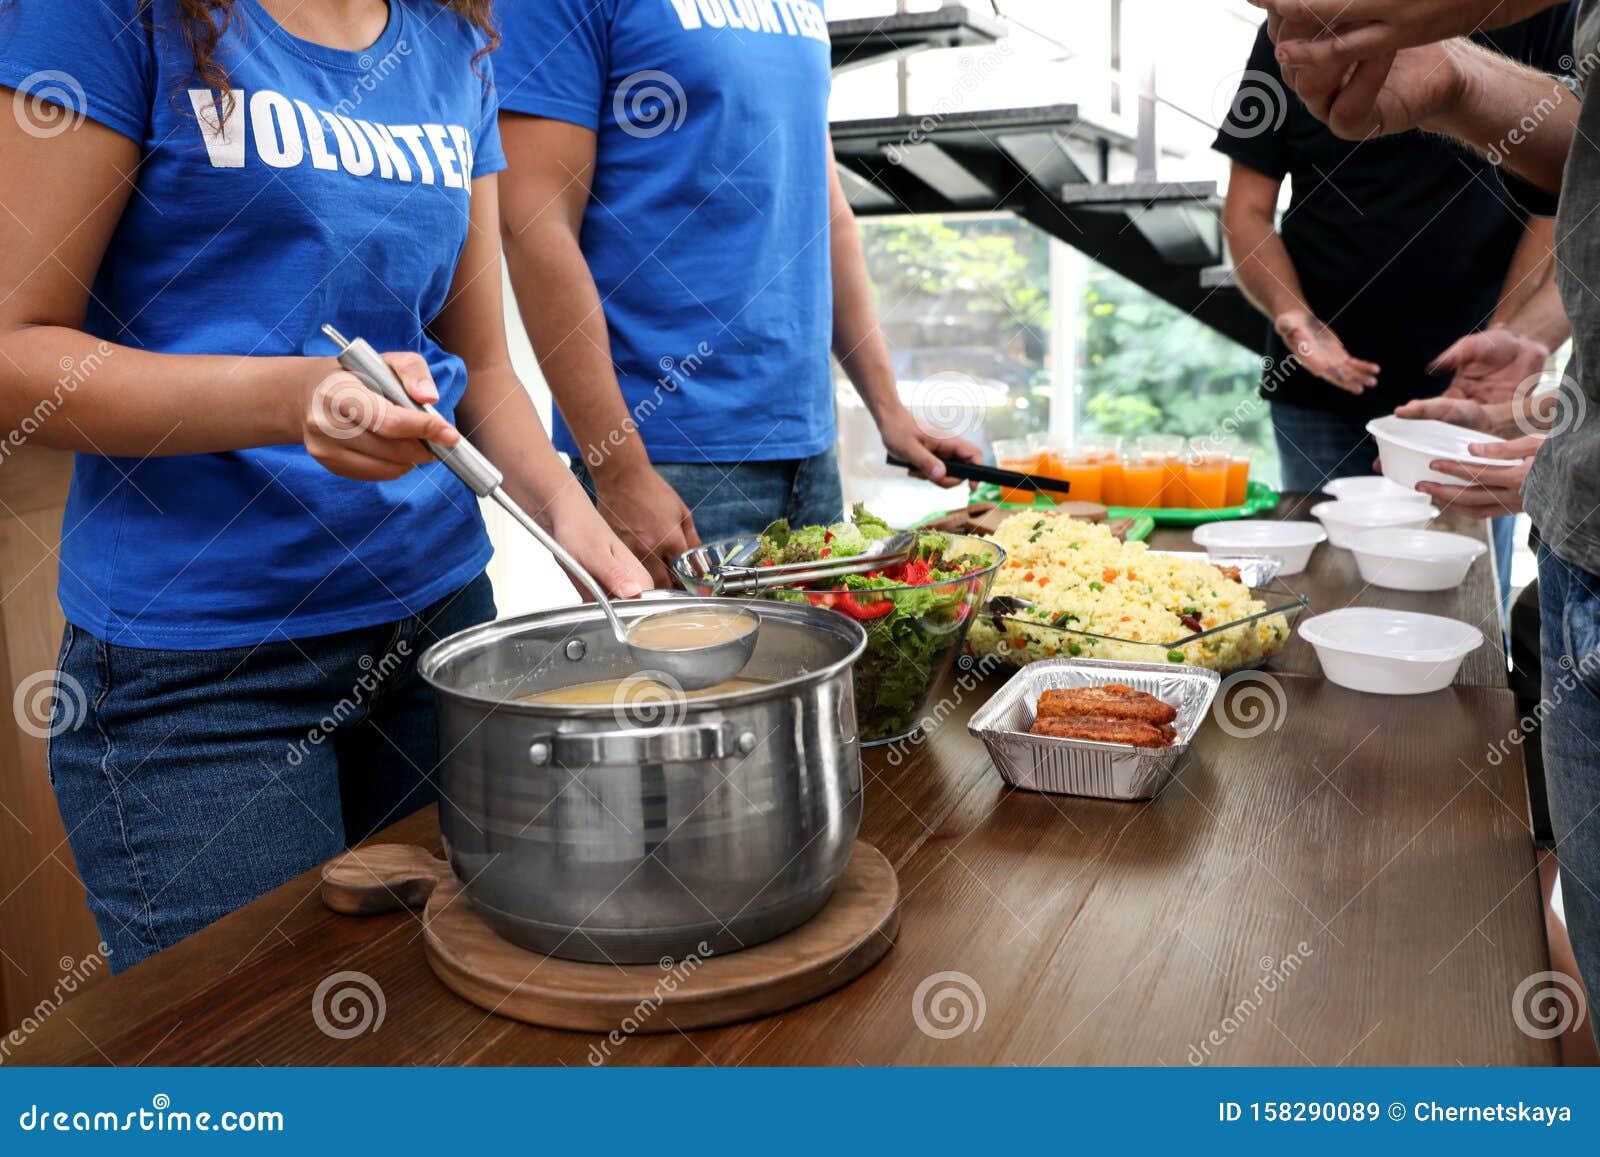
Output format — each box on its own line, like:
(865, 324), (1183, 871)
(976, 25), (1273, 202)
(746, 506), (1003, 744)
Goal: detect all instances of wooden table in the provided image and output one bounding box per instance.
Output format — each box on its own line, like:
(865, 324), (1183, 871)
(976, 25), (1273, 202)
(12, 501), (1551, 1066)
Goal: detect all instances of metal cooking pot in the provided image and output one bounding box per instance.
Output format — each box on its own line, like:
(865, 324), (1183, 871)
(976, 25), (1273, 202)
(419, 598), (868, 964)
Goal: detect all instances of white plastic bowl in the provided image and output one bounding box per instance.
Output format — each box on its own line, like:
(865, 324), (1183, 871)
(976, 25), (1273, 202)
(1346, 527), (1488, 592)
(1191, 520), (1326, 575)
(1298, 608), (1484, 695)
(1366, 415), (1506, 490)
(1321, 475), (1432, 504)
(1309, 499), (1438, 548)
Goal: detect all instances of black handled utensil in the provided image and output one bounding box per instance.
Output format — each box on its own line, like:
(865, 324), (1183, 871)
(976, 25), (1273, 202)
(885, 454), (1072, 496)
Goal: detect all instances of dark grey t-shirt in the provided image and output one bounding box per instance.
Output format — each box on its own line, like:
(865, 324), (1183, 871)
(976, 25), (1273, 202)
(1528, 0), (1600, 570)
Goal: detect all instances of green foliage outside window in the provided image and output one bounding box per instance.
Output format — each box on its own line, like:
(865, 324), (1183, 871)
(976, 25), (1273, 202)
(857, 216), (1283, 486)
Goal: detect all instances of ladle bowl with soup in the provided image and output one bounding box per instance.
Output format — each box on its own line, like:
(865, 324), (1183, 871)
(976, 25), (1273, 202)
(620, 605), (761, 691)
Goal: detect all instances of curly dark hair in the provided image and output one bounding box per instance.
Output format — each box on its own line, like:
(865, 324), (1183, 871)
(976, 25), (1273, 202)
(3, 2), (498, 103)
(169, 0), (498, 99)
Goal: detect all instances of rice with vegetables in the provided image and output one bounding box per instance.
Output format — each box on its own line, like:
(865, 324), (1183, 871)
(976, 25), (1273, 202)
(966, 512), (1290, 670)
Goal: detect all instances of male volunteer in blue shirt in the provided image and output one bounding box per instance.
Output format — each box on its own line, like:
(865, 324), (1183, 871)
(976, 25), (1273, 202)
(492, 0), (982, 584)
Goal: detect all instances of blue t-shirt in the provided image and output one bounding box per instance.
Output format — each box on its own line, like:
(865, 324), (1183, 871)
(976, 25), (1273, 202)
(494, 0), (836, 465)
(0, 0), (505, 649)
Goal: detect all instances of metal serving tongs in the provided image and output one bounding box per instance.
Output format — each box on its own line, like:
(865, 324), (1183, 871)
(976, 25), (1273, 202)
(700, 529), (917, 595)
(321, 325), (756, 689)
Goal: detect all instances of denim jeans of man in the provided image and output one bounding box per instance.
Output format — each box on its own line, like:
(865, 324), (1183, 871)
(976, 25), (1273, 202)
(47, 573), (497, 971)
(1537, 543), (1600, 1046)
(573, 447), (846, 543)
(1272, 399), (1514, 608)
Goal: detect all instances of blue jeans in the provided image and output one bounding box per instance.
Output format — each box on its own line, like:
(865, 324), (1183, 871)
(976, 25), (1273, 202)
(572, 447), (845, 543)
(1537, 543), (1600, 1046)
(1273, 399), (1514, 607)
(47, 573), (496, 971)
(1270, 399), (1381, 494)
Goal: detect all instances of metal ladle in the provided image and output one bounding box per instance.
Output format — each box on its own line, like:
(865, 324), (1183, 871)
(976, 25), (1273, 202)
(322, 325), (759, 691)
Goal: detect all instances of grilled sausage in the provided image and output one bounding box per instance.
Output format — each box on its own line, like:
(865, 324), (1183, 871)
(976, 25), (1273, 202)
(1035, 684), (1178, 726)
(1028, 714), (1176, 748)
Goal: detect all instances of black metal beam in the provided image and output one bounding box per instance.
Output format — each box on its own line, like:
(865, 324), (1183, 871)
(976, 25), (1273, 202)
(830, 108), (1261, 349)
(1058, 181), (1225, 268)
(829, 5), (1007, 73)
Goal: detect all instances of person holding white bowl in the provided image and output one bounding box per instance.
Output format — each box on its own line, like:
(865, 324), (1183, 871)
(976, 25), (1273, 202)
(1213, 9), (1572, 607)
(1253, 0), (1597, 1049)
(1389, 395), (1548, 521)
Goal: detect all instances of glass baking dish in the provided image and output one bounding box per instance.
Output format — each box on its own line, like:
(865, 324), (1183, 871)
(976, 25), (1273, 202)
(966, 579), (1309, 674)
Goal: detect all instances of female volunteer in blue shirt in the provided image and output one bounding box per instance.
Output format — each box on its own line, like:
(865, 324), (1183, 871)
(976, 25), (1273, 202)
(0, 0), (650, 970)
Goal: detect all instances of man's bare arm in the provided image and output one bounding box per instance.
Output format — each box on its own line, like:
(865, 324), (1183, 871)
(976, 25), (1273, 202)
(1253, 0), (1565, 69)
(1428, 41), (1580, 197)
(826, 150), (982, 485)
(1492, 217), (1567, 350)
(1263, 18), (1578, 196)
(498, 112), (698, 586)
(1220, 161), (1310, 321)
(1220, 160), (1380, 393)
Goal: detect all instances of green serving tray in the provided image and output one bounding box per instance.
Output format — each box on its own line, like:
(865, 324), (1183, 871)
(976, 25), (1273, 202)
(912, 508), (1156, 543)
(969, 480), (1280, 527)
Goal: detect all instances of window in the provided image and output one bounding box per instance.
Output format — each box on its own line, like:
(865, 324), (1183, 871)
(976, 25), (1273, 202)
(838, 213), (1281, 523)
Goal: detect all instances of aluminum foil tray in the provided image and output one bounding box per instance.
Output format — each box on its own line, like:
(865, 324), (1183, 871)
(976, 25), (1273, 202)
(1150, 550), (1283, 588)
(968, 657), (1221, 800)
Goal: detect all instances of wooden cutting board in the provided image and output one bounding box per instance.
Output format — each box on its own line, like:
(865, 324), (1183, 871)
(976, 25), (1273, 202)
(320, 842), (900, 1033)
(920, 501), (1114, 537)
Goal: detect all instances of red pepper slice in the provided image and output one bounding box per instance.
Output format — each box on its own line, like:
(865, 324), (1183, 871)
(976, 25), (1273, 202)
(836, 594), (894, 620)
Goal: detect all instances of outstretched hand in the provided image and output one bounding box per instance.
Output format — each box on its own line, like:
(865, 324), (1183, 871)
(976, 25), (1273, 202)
(1431, 327), (1550, 405)
(1275, 310), (1380, 394)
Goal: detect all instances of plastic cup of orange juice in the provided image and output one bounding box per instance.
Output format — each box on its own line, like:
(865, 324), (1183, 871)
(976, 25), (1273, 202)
(1225, 458), (1251, 507)
(1224, 446), (1251, 507)
(1204, 434), (1251, 507)
(1100, 454), (1127, 506)
(1080, 438), (1125, 506)
(1058, 455), (1103, 504)
(1185, 437), (1230, 510)
(1121, 453), (1165, 509)
(1137, 434), (1188, 508)
(994, 437), (1044, 505)
(1028, 433), (1101, 504)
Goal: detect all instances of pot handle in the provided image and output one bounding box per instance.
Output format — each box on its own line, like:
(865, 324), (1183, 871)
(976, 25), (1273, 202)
(530, 724), (758, 768)
(320, 844), (453, 916)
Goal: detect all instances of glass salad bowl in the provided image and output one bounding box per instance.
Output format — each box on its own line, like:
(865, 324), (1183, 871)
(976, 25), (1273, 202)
(674, 532), (1006, 745)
